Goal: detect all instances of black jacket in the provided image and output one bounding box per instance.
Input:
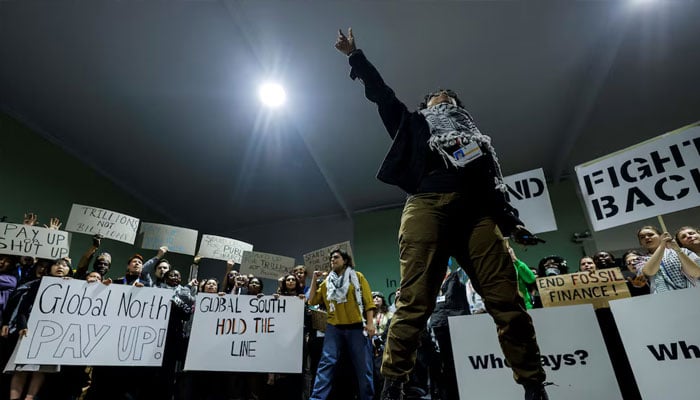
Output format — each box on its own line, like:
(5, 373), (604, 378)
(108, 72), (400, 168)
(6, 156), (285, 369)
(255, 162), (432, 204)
(347, 49), (523, 234)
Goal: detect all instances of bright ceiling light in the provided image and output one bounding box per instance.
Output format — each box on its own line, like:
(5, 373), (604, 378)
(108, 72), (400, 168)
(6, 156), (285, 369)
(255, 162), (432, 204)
(258, 82), (286, 108)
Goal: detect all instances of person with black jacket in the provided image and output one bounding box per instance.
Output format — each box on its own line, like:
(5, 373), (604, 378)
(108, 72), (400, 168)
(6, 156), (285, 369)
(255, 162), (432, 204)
(335, 28), (548, 400)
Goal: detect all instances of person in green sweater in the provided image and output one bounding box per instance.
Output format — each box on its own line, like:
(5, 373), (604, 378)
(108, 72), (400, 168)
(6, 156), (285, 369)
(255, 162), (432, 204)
(507, 241), (537, 310)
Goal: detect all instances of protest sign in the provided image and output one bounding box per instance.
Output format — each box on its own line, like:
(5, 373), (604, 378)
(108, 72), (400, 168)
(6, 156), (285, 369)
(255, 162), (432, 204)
(537, 268), (630, 309)
(184, 294), (304, 372)
(139, 222), (198, 256)
(198, 235), (253, 263)
(15, 277), (172, 366)
(64, 204), (140, 244)
(240, 251), (296, 281)
(0, 222), (70, 259)
(610, 289), (700, 400)
(503, 168), (557, 234)
(450, 305), (621, 399)
(575, 122), (700, 231)
(303, 241), (353, 272)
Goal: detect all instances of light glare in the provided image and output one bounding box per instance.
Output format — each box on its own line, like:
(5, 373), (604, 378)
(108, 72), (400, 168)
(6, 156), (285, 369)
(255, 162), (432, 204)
(258, 83), (286, 107)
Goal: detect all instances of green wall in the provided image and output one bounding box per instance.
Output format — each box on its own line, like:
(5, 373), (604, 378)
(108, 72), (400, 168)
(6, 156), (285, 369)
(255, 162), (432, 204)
(0, 112), (192, 277)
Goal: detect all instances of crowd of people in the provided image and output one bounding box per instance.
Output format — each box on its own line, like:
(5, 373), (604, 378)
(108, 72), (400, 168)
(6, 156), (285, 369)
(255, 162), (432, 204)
(3, 210), (697, 400)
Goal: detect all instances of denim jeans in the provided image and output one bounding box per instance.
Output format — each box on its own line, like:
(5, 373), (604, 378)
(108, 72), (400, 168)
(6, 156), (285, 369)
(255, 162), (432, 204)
(309, 324), (374, 400)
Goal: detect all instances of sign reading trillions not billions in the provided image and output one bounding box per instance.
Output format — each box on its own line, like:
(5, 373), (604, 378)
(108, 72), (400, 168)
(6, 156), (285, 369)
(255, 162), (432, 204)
(64, 204), (140, 244)
(15, 277), (172, 366)
(0, 222), (70, 259)
(575, 122), (700, 231)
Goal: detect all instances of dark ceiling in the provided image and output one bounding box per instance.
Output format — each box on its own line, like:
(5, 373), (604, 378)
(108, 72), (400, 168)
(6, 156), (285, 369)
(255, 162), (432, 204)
(2, 0), (699, 235)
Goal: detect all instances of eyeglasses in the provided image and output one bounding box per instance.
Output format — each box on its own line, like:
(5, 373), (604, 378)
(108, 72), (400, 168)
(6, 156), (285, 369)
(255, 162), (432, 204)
(250, 281), (261, 286)
(626, 258), (639, 266)
(285, 278), (297, 282)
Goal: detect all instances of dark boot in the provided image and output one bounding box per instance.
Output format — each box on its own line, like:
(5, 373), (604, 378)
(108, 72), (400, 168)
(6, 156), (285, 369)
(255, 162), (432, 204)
(380, 377), (404, 400)
(524, 382), (550, 400)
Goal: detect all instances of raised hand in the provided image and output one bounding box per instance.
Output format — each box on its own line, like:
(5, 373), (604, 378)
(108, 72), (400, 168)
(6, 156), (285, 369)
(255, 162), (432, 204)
(23, 212), (38, 226)
(626, 274), (648, 288)
(92, 234), (103, 248)
(157, 246), (169, 259)
(194, 255), (202, 264)
(45, 217), (62, 230)
(335, 28), (356, 56)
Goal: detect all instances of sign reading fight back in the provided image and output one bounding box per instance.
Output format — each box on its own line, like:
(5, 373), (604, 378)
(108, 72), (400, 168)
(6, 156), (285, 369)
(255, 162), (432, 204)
(64, 204), (140, 244)
(0, 222), (70, 259)
(537, 269), (630, 309)
(575, 122), (700, 231)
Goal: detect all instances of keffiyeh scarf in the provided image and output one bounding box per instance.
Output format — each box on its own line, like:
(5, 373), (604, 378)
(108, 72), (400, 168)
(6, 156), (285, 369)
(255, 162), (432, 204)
(420, 102), (507, 193)
(326, 267), (364, 317)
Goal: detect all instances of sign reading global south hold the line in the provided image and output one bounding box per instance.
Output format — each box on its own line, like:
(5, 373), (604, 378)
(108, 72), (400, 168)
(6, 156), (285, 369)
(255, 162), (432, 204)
(64, 204), (140, 245)
(575, 122), (700, 231)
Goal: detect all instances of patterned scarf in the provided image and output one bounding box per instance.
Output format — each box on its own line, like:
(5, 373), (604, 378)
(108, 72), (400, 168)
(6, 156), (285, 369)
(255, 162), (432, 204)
(420, 102), (507, 193)
(326, 267), (364, 317)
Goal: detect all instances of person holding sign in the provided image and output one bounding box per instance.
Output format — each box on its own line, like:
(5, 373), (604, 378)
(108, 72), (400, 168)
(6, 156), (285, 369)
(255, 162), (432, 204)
(675, 226), (700, 255)
(636, 225), (700, 294)
(335, 27), (549, 400)
(308, 249), (376, 400)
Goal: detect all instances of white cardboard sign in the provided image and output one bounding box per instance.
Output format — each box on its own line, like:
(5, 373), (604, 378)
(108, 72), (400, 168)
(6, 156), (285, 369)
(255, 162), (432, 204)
(15, 277), (172, 366)
(198, 234), (253, 263)
(139, 222), (198, 256)
(0, 222), (70, 259)
(503, 168), (557, 234)
(240, 251), (296, 281)
(610, 289), (700, 400)
(303, 241), (353, 273)
(64, 204), (140, 244)
(450, 305), (621, 400)
(575, 122), (700, 231)
(184, 294), (304, 372)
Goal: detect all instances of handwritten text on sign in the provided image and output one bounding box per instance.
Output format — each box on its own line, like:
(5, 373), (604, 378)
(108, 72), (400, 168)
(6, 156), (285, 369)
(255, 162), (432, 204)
(303, 241), (353, 272)
(537, 268), (630, 309)
(15, 277), (172, 366)
(198, 235), (253, 263)
(64, 204), (140, 244)
(185, 294), (303, 373)
(139, 222), (198, 256)
(240, 251), (296, 281)
(575, 123), (700, 231)
(0, 223), (70, 259)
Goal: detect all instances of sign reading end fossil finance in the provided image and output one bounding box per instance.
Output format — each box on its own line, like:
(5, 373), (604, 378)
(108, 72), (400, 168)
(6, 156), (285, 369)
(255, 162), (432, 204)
(139, 222), (198, 256)
(184, 294), (304, 373)
(303, 241), (353, 273)
(0, 222), (71, 259)
(15, 277), (172, 366)
(64, 204), (140, 244)
(575, 122), (700, 231)
(537, 268), (630, 309)
(198, 234), (253, 263)
(240, 251), (296, 281)
(450, 305), (621, 400)
(503, 168), (557, 234)
(610, 289), (700, 400)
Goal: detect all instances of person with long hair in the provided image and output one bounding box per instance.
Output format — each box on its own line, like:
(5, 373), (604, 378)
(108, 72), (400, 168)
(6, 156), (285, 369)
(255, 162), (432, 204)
(637, 225), (700, 293)
(308, 249), (375, 400)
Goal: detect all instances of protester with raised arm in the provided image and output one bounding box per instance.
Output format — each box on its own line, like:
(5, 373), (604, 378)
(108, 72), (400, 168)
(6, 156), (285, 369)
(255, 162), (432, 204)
(637, 225), (700, 293)
(335, 28), (548, 400)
